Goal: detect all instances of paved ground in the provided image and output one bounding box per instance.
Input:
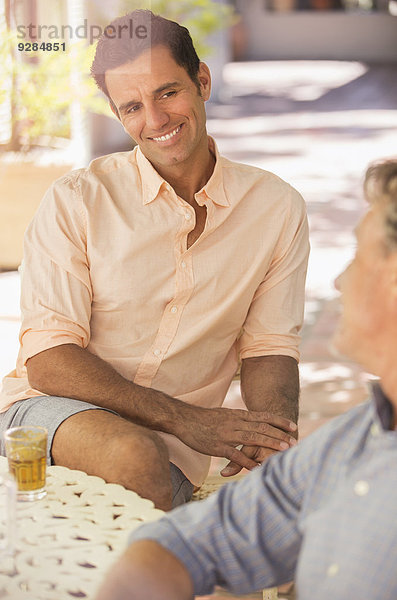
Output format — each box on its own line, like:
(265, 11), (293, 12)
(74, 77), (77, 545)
(1, 59), (397, 599)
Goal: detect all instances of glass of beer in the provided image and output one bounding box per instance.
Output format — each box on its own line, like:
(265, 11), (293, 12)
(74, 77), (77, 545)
(4, 426), (47, 501)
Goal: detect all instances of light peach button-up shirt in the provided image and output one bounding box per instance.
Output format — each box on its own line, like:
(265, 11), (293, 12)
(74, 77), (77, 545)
(0, 139), (309, 485)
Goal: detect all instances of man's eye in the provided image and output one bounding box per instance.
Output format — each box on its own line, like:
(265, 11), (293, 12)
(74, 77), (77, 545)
(126, 105), (140, 114)
(162, 91), (176, 99)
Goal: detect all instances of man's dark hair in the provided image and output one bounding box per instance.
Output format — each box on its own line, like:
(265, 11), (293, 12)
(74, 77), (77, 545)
(91, 9), (201, 112)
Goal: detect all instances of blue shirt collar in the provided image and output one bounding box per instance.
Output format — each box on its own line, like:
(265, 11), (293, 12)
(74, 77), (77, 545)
(372, 381), (394, 430)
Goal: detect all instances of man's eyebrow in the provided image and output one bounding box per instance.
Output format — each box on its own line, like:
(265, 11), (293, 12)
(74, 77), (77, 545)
(153, 81), (180, 95)
(118, 82), (180, 114)
(118, 99), (140, 114)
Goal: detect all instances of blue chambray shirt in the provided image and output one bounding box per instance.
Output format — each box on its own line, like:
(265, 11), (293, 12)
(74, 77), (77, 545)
(129, 383), (397, 599)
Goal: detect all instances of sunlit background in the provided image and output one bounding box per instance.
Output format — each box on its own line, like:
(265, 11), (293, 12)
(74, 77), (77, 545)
(1, 0), (397, 440)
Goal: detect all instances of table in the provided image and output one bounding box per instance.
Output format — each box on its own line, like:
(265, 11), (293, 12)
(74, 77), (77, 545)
(0, 456), (163, 599)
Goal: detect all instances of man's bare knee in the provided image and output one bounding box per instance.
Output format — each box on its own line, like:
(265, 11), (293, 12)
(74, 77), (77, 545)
(52, 410), (173, 510)
(111, 430), (169, 484)
(108, 430), (173, 510)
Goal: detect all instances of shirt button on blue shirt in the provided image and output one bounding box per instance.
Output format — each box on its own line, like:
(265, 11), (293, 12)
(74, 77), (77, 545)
(327, 564), (339, 577)
(354, 480), (369, 496)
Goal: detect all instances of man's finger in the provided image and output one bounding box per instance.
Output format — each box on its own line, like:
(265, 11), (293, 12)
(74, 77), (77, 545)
(221, 444), (287, 477)
(220, 461), (242, 477)
(224, 446), (258, 471)
(245, 411), (297, 432)
(255, 422), (298, 443)
(239, 428), (297, 450)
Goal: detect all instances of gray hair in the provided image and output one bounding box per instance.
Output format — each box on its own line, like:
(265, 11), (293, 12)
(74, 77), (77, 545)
(364, 159), (397, 251)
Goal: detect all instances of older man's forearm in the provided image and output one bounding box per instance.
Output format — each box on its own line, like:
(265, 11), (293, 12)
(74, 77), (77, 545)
(94, 540), (194, 600)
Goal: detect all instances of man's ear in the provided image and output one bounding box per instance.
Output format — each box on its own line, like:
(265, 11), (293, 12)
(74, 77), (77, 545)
(197, 62), (211, 102)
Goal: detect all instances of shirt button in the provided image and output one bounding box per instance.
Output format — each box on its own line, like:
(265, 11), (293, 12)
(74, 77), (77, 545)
(327, 563), (339, 577)
(354, 480), (369, 496)
(170, 306), (178, 314)
(370, 423), (380, 437)
(185, 213), (192, 220)
(180, 261), (187, 269)
(153, 349), (161, 357)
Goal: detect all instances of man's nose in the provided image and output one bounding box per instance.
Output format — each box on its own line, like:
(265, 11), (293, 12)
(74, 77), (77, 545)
(145, 104), (169, 131)
(335, 264), (350, 291)
(334, 273), (342, 291)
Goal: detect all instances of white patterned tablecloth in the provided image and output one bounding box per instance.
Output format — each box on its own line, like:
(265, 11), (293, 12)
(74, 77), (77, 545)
(0, 456), (163, 599)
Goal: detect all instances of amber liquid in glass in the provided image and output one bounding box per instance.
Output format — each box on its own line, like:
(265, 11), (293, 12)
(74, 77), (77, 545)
(8, 447), (46, 491)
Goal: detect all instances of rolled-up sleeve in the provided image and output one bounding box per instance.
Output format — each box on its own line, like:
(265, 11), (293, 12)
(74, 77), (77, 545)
(19, 173), (92, 365)
(238, 188), (309, 362)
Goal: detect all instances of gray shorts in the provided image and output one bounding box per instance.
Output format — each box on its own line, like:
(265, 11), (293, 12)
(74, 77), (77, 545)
(0, 395), (193, 508)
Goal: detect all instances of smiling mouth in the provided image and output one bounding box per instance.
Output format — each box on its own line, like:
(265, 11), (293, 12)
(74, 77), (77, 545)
(151, 125), (182, 142)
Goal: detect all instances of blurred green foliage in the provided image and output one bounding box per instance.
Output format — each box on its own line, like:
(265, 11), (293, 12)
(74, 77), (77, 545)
(0, 30), (109, 148)
(118, 0), (236, 58)
(0, 0), (235, 149)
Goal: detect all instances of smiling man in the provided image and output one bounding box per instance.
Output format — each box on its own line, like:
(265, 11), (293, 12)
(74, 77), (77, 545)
(0, 10), (309, 511)
(94, 159), (397, 600)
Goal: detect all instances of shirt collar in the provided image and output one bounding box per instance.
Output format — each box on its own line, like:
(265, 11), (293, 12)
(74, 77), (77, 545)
(135, 146), (167, 206)
(134, 137), (229, 208)
(198, 137), (229, 208)
(371, 381), (394, 430)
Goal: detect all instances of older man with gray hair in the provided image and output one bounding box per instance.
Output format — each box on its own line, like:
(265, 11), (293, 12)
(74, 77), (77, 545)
(94, 159), (397, 600)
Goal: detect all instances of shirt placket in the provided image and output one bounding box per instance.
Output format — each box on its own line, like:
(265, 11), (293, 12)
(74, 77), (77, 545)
(133, 197), (196, 388)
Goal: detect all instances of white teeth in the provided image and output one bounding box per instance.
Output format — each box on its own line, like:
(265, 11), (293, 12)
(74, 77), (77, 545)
(152, 126), (180, 142)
